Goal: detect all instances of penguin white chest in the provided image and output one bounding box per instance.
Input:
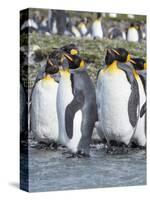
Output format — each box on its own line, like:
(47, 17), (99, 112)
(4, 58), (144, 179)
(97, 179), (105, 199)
(92, 21), (103, 38)
(127, 28), (139, 42)
(57, 74), (74, 144)
(31, 79), (59, 142)
(97, 70), (133, 144)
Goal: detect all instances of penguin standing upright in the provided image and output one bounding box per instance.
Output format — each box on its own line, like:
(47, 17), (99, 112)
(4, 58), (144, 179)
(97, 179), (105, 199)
(127, 23), (139, 42)
(96, 48), (140, 149)
(129, 58), (147, 147)
(57, 44), (97, 156)
(108, 26), (125, 40)
(31, 51), (60, 145)
(78, 19), (88, 36)
(71, 24), (81, 38)
(21, 18), (38, 34)
(92, 13), (103, 39)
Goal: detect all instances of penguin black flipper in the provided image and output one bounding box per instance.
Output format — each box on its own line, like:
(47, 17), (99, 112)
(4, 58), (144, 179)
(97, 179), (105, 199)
(65, 90), (84, 139)
(118, 63), (140, 127)
(128, 79), (140, 127)
(140, 102), (146, 118)
(136, 70), (146, 93)
(135, 70), (146, 118)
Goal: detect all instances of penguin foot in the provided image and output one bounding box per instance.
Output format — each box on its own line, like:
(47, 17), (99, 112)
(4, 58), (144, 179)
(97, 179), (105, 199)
(130, 142), (146, 150)
(65, 151), (90, 159)
(139, 146), (146, 150)
(33, 141), (58, 150)
(45, 142), (58, 151)
(33, 141), (49, 149)
(76, 150), (90, 158)
(66, 153), (77, 159)
(106, 145), (128, 155)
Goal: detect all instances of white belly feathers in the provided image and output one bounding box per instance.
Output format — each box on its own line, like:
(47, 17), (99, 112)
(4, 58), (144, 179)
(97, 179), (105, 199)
(31, 79), (59, 142)
(97, 69), (133, 144)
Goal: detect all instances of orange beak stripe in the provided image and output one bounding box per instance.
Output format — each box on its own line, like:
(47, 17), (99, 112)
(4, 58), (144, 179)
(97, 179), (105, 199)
(64, 53), (73, 61)
(112, 49), (120, 55)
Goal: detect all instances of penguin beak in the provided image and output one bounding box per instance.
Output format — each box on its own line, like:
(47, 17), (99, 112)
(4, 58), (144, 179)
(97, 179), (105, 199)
(112, 49), (120, 56)
(47, 59), (54, 66)
(127, 54), (136, 63)
(130, 59), (136, 64)
(63, 53), (73, 61)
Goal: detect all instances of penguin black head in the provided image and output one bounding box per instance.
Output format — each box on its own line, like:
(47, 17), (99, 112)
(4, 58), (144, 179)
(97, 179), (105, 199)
(97, 13), (102, 19)
(105, 48), (133, 65)
(105, 49), (116, 65)
(63, 53), (85, 70)
(45, 50), (60, 75)
(115, 48), (130, 62)
(130, 23), (135, 28)
(129, 58), (146, 70)
(60, 44), (79, 56)
(60, 44), (85, 70)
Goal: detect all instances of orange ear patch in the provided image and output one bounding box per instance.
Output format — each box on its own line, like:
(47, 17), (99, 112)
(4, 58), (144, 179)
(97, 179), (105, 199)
(144, 63), (147, 69)
(70, 49), (78, 55)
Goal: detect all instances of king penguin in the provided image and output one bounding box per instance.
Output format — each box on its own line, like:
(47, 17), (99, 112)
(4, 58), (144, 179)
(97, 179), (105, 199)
(57, 44), (97, 157)
(127, 23), (139, 42)
(92, 13), (103, 39)
(129, 58), (147, 147)
(31, 51), (60, 145)
(78, 19), (88, 37)
(96, 48), (140, 150)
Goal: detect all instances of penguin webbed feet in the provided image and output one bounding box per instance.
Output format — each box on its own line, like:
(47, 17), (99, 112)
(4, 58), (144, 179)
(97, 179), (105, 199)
(129, 142), (146, 150)
(64, 150), (90, 159)
(33, 141), (58, 151)
(106, 141), (129, 155)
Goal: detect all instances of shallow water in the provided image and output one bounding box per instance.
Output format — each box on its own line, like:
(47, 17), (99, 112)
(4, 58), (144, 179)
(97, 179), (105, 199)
(26, 143), (146, 192)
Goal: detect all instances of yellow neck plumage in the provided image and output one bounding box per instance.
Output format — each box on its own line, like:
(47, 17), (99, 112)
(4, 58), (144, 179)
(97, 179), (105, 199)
(59, 69), (70, 77)
(104, 61), (120, 73)
(133, 69), (140, 80)
(43, 74), (55, 83)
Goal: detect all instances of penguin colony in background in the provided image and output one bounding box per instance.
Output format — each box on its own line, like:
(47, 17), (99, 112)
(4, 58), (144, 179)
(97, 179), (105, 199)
(30, 44), (147, 157)
(21, 11), (146, 42)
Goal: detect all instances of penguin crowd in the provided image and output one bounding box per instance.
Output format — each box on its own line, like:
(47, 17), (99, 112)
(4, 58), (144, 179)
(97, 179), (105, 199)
(20, 10), (146, 42)
(30, 44), (147, 157)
